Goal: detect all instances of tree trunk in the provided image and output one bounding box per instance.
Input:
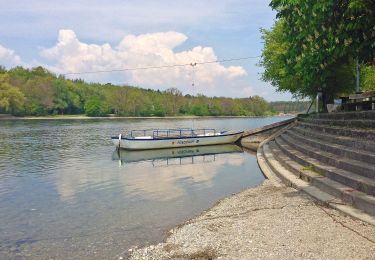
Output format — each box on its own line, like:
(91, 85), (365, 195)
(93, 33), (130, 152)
(321, 91), (334, 113)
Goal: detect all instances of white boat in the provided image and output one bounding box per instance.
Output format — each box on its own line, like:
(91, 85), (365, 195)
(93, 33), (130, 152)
(112, 143), (243, 163)
(111, 128), (244, 150)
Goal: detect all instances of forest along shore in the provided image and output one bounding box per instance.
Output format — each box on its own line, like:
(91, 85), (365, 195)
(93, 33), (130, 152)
(0, 67), (310, 118)
(129, 180), (375, 259)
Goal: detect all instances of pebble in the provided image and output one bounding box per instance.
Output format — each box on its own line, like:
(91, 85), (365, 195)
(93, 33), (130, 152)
(129, 181), (375, 259)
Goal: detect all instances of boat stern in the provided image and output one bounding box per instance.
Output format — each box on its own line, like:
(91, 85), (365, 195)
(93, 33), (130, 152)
(111, 135), (121, 147)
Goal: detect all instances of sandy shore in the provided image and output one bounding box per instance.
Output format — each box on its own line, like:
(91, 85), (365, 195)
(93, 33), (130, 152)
(129, 180), (375, 259)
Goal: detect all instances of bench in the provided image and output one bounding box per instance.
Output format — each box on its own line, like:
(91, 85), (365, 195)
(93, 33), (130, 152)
(341, 91), (375, 111)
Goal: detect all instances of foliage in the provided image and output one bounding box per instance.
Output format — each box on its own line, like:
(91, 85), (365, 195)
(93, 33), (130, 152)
(0, 66), (275, 117)
(0, 81), (25, 115)
(260, 20), (302, 96)
(261, 0), (375, 106)
(361, 66), (375, 91)
(84, 97), (109, 116)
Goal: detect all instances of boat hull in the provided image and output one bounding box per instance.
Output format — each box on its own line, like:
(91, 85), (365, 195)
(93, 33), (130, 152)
(113, 144), (243, 163)
(112, 131), (243, 150)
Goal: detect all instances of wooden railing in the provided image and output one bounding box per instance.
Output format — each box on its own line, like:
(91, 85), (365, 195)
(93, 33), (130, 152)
(341, 91), (375, 111)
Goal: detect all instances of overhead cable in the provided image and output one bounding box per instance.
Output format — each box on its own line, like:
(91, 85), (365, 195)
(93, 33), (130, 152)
(62, 55), (260, 76)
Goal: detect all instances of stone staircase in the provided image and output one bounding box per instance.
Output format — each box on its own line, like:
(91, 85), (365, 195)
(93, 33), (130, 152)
(258, 111), (375, 224)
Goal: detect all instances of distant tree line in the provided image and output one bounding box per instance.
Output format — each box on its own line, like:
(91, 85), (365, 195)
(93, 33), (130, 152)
(0, 66), (275, 117)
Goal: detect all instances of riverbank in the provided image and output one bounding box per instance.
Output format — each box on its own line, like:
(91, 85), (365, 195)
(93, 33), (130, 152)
(129, 180), (375, 259)
(0, 114), (295, 120)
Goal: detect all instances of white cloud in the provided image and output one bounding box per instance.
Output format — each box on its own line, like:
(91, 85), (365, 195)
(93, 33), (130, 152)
(41, 29), (247, 91)
(0, 44), (22, 67)
(0, 0), (291, 99)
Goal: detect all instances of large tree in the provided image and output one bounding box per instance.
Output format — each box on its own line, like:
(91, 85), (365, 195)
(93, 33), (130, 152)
(262, 0), (375, 108)
(0, 82), (25, 114)
(260, 20), (303, 96)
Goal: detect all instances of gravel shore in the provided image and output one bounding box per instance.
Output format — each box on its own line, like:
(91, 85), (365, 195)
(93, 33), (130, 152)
(129, 180), (375, 259)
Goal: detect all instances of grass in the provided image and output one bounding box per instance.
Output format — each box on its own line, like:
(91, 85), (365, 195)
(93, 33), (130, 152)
(301, 165), (323, 175)
(301, 165), (314, 171)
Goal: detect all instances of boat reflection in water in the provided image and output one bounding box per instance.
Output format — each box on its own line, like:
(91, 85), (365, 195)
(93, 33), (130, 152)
(112, 144), (244, 167)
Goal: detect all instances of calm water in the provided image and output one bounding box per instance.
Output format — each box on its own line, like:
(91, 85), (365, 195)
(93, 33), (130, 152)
(0, 117), (288, 259)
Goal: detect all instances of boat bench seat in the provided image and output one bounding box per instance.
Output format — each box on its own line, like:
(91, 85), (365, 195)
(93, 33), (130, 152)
(134, 136), (153, 139)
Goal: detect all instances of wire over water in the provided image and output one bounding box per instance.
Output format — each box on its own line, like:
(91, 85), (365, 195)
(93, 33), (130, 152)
(61, 56), (260, 76)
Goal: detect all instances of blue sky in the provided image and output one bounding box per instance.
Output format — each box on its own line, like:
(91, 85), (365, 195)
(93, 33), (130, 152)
(0, 0), (293, 100)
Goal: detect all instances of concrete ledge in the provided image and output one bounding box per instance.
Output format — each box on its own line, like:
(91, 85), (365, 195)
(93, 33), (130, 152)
(298, 121), (375, 140)
(308, 110), (375, 120)
(256, 121), (297, 186)
(292, 125), (375, 153)
(280, 133), (375, 180)
(299, 117), (375, 129)
(260, 140), (375, 225)
(256, 115), (375, 225)
(274, 137), (375, 196)
(286, 128), (375, 163)
(271, 139), (375, 215)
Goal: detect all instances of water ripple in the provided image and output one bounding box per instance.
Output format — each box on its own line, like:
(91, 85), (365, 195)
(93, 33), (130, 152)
(0, 117), (287, 258)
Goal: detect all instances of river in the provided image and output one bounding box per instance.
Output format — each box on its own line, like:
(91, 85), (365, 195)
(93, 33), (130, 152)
(0, 117), (289, 259)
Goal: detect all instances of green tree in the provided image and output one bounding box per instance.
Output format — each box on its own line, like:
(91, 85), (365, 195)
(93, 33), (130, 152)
(106, 86), (128, 115)
(262, 0), (375, 108)
(260, 20), (302, 96)
(361, 66), (375, 91)
(52, 79), (71, 114)
(0, 66), (276, 117)
(84, 97), (109, 116)
(152, 102), (167, 117)
(120, 88), (145, 116)
(207, 98), (222, 116)
(191, 104), (209, 116)
(164, 87), (182, 115)
(0, 82), (25, 114)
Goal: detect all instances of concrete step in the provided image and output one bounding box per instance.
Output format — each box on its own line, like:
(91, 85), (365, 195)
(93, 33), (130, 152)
(256, 143), (283, 187)
(297, 121), (375, 140)
(273, 137), (375, 197)
(299, 117), (375, 129)
(279, 133), (375, 180)
(268, 141), (375, 216)
(286, 128), (375, 163)
(262, 142), (375, 221)
(268, 140), (325, 183)
(292, 125), (375, 153)
(261, 143), (334, 198)
(308, 111), (375, 120)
